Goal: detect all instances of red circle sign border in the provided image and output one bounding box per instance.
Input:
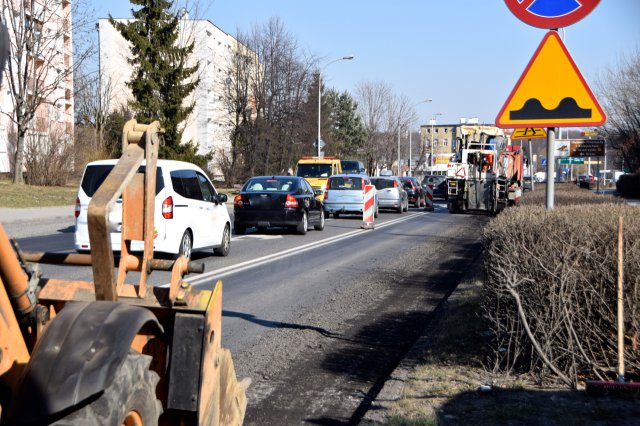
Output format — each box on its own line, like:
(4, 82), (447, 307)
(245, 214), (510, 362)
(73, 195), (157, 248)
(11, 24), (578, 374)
(504, 0), (600, 29)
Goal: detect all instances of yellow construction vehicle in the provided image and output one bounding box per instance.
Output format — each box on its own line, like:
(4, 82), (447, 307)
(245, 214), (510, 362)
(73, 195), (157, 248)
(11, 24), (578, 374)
(0, 120), (248, 425)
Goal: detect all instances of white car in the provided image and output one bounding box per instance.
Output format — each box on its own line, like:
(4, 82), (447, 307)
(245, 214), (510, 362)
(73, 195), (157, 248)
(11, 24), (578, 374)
(74, 159), (231, 259)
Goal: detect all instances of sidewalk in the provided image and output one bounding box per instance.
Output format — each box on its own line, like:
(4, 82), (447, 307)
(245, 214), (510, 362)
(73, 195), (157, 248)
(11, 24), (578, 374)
(0, 205), (75, 239)
(0, 205), (74, 224)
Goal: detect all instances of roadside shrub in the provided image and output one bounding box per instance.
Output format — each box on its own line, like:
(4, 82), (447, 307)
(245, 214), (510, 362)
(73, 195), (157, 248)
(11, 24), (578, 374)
(616, 174), (640, 198)
(520, 182), (622, 207)
(482, 203), (639, 387)
(24, 129), (73, 186)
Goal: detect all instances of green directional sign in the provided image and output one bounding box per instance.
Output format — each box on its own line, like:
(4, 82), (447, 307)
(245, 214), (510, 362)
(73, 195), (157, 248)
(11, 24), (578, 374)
(559, 158), (584, 165)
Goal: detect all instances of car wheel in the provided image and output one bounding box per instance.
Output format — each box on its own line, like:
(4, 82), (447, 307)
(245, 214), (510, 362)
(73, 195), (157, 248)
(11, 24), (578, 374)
(214, 224), (231, 257)
(234, 222), (245, 235)
(397, 203), (403, 213)
(374, 203), (379, 218)
(296, 211), (308, 235)
(314, 209), (325, 231)
(178, 230), (192, 259)
(333, 212), (339, 219)
(414, 199), (420, 208)
(257, 226), (268, 233)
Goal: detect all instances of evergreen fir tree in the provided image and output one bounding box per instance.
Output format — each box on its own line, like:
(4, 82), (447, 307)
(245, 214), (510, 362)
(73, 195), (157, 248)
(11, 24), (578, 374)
(109, 1), (209, 165)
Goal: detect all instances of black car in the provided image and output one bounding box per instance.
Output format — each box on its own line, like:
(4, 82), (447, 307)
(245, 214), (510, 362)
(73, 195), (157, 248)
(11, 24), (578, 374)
(422, 175), (447, 200)
(233, 176), (325, 235)
(399, 176), (425, 207)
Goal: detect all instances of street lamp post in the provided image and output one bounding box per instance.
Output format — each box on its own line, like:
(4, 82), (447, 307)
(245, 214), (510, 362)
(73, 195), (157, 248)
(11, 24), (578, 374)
(429, 112), (443, 174)
(409, 99), (432, 176)
(317, 55), (354, 157)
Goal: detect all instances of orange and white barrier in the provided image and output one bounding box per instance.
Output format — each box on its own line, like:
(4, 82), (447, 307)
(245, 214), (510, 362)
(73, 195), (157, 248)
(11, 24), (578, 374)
(361, 184), (375, 230)
(424, 184), (434, 211)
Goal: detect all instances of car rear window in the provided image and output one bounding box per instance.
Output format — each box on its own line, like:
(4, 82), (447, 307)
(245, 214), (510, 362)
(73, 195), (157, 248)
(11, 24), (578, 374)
(371, 178), (394, 190)
(296, 164), (332, 178)
(244, 178), (299, 192)
(329, 177), (363, 190)
(341, 161), (363, 174)
(81, 164), (164, 197)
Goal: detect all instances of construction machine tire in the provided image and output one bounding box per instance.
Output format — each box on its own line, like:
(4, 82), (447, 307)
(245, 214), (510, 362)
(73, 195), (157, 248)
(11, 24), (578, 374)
(51, 351), (162, 426)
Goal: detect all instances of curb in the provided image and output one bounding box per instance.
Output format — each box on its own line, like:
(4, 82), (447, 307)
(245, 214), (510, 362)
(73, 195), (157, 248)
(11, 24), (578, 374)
(360, 254), (483, 424)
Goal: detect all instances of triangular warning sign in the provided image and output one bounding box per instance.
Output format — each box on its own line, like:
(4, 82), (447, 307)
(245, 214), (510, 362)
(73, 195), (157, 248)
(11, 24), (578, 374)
(496, 31), (605, 128)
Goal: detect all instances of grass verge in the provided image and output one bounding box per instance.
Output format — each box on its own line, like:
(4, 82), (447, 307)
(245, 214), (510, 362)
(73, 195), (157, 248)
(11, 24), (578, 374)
(0, 179), (78, 208)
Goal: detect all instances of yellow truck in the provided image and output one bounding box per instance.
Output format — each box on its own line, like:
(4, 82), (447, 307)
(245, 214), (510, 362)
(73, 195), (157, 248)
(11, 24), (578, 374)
(294, 156), (342, 201)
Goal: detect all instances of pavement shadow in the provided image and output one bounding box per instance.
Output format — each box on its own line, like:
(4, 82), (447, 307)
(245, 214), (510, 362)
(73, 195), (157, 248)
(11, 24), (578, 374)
(222, 309), (340, 338)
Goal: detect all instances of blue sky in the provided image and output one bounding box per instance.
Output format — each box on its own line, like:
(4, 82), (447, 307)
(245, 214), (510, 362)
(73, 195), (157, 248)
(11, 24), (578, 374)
(96, 1), (640, 128)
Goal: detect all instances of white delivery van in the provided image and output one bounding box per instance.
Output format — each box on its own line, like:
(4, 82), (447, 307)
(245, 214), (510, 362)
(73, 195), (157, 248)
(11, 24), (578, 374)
(74, 159), (231, 259)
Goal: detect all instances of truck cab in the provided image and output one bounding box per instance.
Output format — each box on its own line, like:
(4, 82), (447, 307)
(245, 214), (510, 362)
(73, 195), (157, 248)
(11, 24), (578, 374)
(294, 156), (342, 202)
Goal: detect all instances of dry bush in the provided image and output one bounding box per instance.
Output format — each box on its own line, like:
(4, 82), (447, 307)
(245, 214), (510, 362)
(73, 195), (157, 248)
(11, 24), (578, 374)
(482, 203), (639, 387)
(520, 183), (622, 207)
(23, 129), (74, 186)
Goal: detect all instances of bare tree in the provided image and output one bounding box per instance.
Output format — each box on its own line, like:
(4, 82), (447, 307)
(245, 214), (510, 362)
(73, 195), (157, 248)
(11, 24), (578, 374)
(355, 81), (392, 174)
(2, 0), (93, 184)
(245, 17), (316, 176)
(74, 67), (113, 154)
(595, 49), (640, 173)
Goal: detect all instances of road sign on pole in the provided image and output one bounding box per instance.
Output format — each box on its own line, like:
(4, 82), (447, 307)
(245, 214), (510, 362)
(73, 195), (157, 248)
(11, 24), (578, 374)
(511, 127), (547, 140)
(504, 0), (601, 29)
(496, 31), (605, 128)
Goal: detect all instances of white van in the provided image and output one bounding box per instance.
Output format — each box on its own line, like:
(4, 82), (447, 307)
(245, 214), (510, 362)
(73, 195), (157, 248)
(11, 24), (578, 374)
(74, 159), (231, 259)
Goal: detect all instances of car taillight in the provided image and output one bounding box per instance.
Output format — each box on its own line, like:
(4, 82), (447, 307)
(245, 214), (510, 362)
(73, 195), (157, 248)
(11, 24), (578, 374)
(393, 180), (397, 188)
(234, 194), (243, 208)
(162, 196), (173, 219)
(324, 181), (330, 200)
(285, 194), (299, 208)
(361, 178), (365, 194)
(74, 197), (80, 218)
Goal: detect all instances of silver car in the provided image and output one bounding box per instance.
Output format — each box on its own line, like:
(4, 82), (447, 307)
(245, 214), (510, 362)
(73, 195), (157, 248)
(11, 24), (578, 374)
(370, 176), (408, 213)
(324, 174), (378, 219)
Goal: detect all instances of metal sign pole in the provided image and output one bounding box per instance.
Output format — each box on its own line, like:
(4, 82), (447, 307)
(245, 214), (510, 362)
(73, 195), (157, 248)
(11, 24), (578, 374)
(528, 138), (534, 191)
(546, 127), (555, 210)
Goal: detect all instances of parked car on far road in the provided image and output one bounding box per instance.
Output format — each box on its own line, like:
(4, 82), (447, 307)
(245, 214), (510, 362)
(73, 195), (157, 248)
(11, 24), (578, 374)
(421, 175), (447, 200)
(323, 174), (378, 219)
(399, 176), (425, 207)
(233, 176), (325, 235)
(370, 176), (408, 213)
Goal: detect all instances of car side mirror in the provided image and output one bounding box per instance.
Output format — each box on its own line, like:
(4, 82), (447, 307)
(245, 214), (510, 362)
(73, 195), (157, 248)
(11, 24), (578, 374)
(314, 188), (324, 196)
(215, 193), (228, 204)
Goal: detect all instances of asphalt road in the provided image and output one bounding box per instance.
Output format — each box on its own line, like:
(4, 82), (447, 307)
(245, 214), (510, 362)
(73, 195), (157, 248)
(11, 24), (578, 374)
(10, 201), (487, 423)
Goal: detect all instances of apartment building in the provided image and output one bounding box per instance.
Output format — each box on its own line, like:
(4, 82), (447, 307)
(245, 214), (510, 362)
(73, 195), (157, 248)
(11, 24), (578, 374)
(99, 16), (251, 179)
(420, 123), (457, 175)
(0, 0), (74, 173)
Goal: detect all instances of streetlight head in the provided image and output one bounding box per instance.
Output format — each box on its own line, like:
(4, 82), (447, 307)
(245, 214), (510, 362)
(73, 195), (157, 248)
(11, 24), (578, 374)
(343, 55), (354, 60)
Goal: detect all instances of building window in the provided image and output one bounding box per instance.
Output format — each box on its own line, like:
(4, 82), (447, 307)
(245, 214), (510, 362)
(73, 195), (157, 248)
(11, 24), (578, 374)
(433, 139), (438, 147)
(443, 139), (448, 147)
(435, 128), (439, 133)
